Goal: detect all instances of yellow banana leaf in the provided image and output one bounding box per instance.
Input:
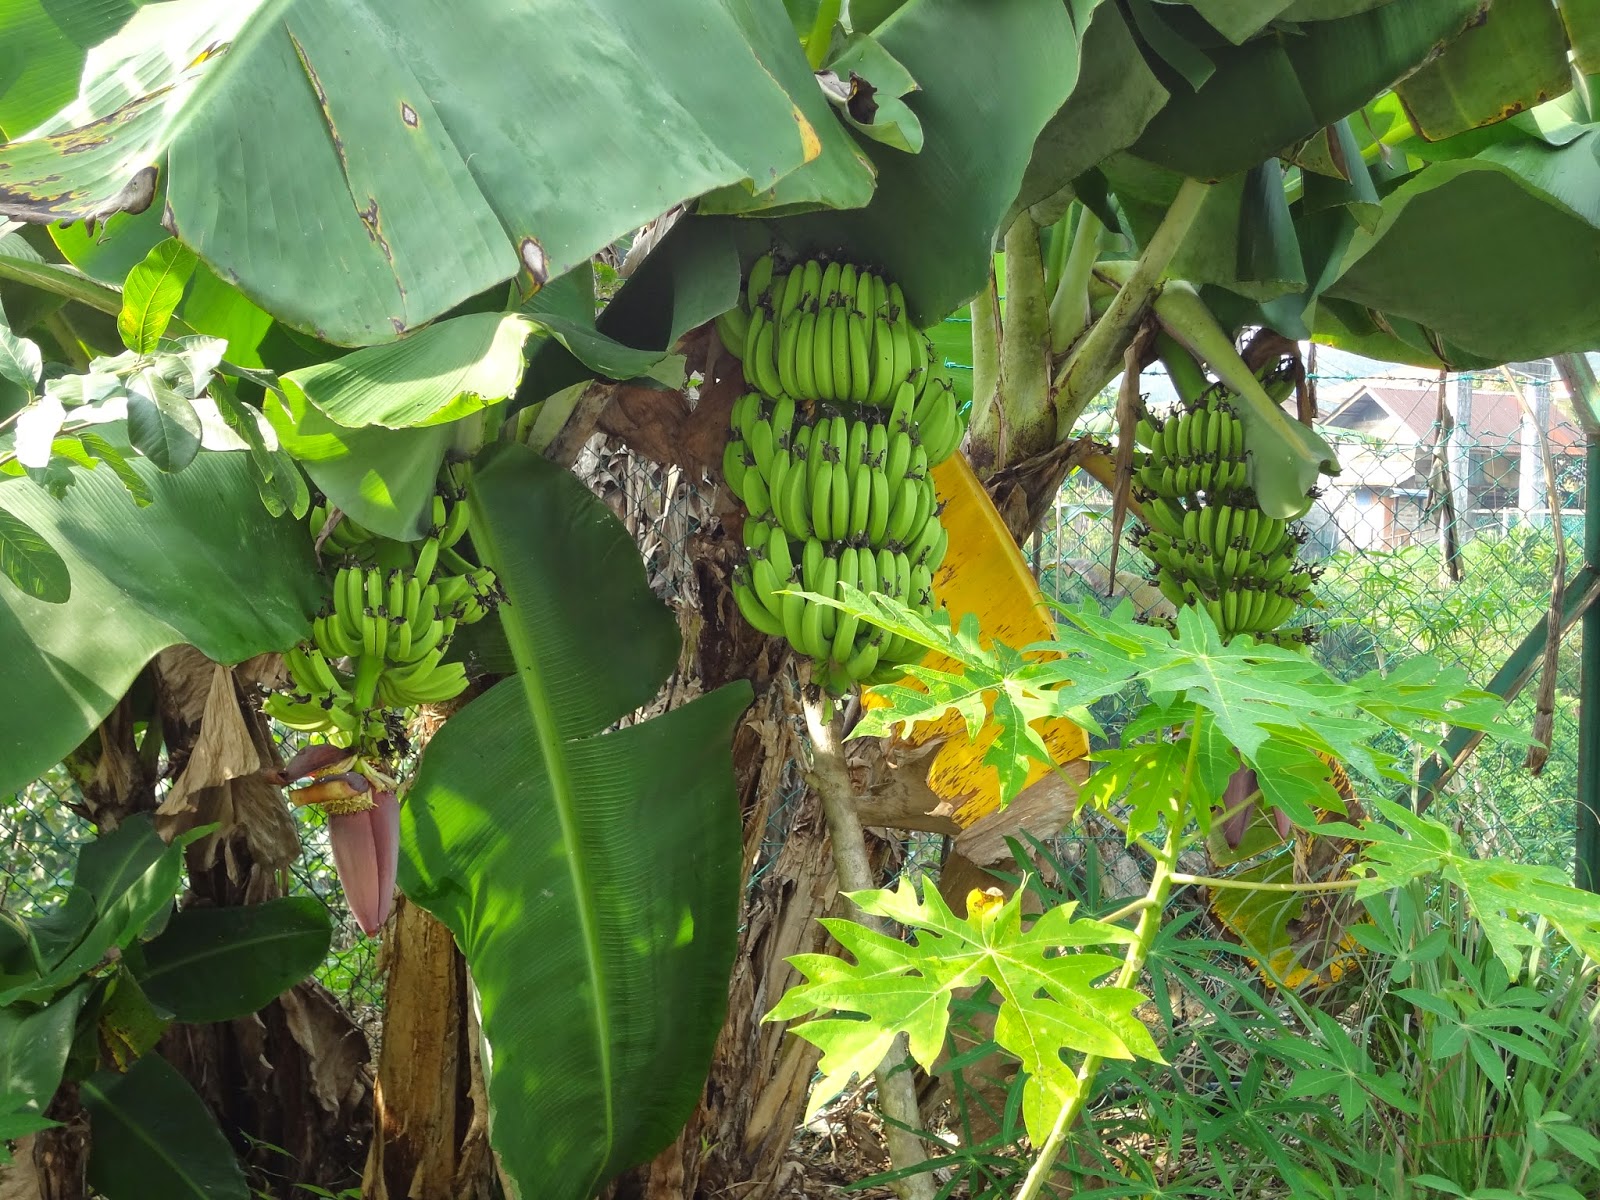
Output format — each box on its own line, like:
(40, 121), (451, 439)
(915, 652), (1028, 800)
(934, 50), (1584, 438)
(863, 453), (1088, 829)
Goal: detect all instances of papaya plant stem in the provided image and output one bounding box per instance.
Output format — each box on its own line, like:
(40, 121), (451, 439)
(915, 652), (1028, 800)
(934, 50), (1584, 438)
(804, 0), (842, 69)
(1169, 872), (1364, 894)
(1047, 205), (1102, 356)
(1052, 176), (1211, 438)
(802, 691), (935, 1200)
(1010, 707), (1202, 1200)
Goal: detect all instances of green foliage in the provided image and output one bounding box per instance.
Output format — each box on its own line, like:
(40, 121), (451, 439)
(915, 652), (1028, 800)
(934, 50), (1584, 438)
(399, 445), (751, 1200)
(134, 897), (334, 1023)
(1324, 797), (1600, 974)
(1, 817), (332, 1190)
(0, 449), (324, 799)
(784, 587), (1592, 1195)
(82, 1053), (248, 1200)
(117, 239), (197, 357)
(770, 877), (1156, 1142)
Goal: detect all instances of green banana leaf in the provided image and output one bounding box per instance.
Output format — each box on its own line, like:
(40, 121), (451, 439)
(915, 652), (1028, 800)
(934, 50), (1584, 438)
(1129, 1), (1483, 179)
(281, 312), (532, 430)
(1393, 0), (1571, 142)
(0, 447), (322, 797)
(0, 1), (142, 137)
(0, 0), (846, 347)
(1321, 129), (1600, 362)
(399, 445), (750, 1200)
(263, 385), (456, 543)
(1012, 1), (1169, 226)
(772, 0), (1086, 325)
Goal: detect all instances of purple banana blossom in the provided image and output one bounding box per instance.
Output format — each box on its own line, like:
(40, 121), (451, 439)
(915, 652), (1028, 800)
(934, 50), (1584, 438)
(327, 789), (400, 937)
(1218, 765), (1258, 850)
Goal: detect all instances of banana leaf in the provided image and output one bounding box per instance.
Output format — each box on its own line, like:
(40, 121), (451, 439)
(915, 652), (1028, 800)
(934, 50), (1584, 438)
(399, 444), (750, 1200)
(0, 0), (851, 346)
(0, 446), (322, 797)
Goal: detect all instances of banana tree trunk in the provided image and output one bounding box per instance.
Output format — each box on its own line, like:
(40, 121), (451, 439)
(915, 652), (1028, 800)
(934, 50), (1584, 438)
(8, 648), (373, 1197)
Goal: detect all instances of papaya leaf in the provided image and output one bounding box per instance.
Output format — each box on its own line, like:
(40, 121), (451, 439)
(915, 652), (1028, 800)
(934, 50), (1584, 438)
(1322, 798), (1600, 974)
(768, 877), (1157, 1143)
(399, 444), (750, 1200)
(837, 588), (1527, 816)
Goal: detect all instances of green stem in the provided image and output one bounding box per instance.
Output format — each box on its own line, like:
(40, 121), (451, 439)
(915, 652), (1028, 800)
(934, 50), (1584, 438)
(1169, 873), (1364, 894)
(1010, 707), (1202, 1200)
(1047, 205), (1102, 355)
(1052, 177), (1211, 438)
(966, 268), (1003, 464)
(805, 0), (842, 69)
(1041, 207), (1072, 303)
(998, 212), (1054, 460)
(43, 311), (90, 373)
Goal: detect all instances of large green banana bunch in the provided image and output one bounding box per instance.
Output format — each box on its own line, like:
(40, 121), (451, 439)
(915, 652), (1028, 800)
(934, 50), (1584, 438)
(266, 461), (502, 749)
(1131, 366), (1317, 645)
(718, 253), (965, 692)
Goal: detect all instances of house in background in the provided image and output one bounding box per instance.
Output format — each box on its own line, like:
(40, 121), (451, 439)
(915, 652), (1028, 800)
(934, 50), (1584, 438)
(1313, 369), (1586, 551)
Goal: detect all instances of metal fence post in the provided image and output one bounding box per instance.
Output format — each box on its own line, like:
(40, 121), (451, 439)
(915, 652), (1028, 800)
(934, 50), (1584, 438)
(1579, 438), (1600, 892)
(1557, 354), (1600, 892)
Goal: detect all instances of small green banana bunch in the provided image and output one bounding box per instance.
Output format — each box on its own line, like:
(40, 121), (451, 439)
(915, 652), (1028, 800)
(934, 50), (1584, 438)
(715, 253), (965, 692)
(716, 253), (960, 440)
(1131, 383), (1317, 645)
(267, 462), (502, 748)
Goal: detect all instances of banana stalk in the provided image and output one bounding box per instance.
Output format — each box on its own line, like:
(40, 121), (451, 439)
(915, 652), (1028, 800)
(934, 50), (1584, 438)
(1138, 273), (1340, 520)
(1047, 204), (1103, 355)
(997, 212), (1054, 462)
(1053, 176), (1213, 439)
(966, 269), (1002, 458)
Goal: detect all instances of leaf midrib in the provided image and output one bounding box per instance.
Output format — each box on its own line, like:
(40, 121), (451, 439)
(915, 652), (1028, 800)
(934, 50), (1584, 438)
(470, 498), (615, 1183)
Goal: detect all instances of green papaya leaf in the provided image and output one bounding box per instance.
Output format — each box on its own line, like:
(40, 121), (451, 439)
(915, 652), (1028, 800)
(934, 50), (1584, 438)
(282, 312), (533, 429)
(769, 879), (1155, 1144)
(0, 449), (323, 798)
(82, 1054), (248, 1200)
(135, 897), (332, 1023)
(400, 444), (751, 1200)
(0, 507), (68, 602)
(117, 239), (197, 356)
